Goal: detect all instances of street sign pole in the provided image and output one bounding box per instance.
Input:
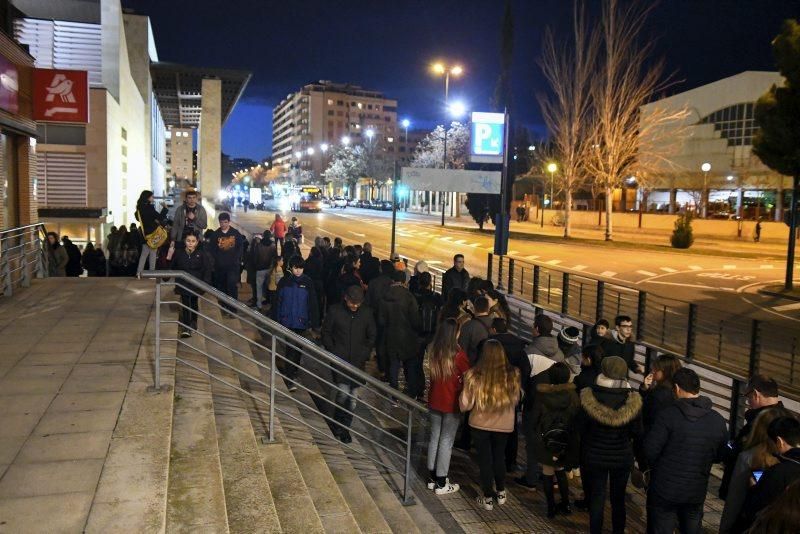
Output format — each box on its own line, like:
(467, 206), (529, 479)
(786, 175), (799, 290)
(494, 109), (511, 258)
(391, 160), (399, 255)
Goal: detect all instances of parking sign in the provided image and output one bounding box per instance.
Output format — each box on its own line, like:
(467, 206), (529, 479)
(470, 112), (505, 164)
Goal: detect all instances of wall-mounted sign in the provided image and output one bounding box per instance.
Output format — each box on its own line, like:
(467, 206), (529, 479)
(33, 68), (89, 123)
(470, 111), (505, 164)
(0, 54), (19, 114)
(401, 167), (501, 194)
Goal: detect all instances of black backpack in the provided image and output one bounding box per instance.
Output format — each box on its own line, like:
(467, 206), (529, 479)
(418, 293), (440, 335)
(539, 412), (571, 461)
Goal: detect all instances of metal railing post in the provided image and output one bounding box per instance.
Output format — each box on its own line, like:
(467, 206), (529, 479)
(153, 282), (162, 390)
(486, 253), (493, 283)
(596, 280), (605, 320)
(637, 292), (647, 341)
(507, 258), (515, 296)
(20, 234), (30, 288)
(644, 346), (655, 374)
(686, 303), (698, 360)
(497, 256), (504, 290)
(402, 409), (414, 505)
(728, 379), (743, 440)
(2, 240), (11, 297)
(748, 319), (761, 376)
(268, 334), (277, 442)
(561, 272), (569, 313)
(532, 265), (540, 304)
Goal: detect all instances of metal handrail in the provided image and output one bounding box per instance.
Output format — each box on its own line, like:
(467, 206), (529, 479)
(143, 270), (428, 503)
(0, 223), (49, 297)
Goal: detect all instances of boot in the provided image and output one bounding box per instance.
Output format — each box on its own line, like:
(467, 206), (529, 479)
(543, 475), (557, 518)
(555, 470), (572, 515)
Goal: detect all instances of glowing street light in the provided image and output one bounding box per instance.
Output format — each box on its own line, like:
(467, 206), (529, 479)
(341, 135), (351, 146)
(431, 60), (465, 225)
(448, 101), (467, 118)
(294, 151), (302, 159)
(365, 128), (375, 139)
(701, 162), (711, 218)
(320, 143), (329, 153)
(401, 119), (410, 129)
(307, 147), (315, 155)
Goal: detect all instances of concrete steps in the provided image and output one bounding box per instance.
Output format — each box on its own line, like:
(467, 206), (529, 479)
(165, 310), (229, 533)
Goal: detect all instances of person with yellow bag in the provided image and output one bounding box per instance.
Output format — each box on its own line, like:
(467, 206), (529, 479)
(135, 190), (169, 278)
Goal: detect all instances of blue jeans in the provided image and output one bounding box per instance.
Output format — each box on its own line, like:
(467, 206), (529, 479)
(647, 493), (704, 534)
(427, 411), (461, 479)
(255, 269), (269, 306)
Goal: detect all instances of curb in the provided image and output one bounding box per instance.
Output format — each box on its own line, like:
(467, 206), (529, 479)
(758, 288), (800, 302)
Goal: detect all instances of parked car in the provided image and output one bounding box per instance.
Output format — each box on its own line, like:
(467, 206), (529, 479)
(358, 199), (373, 209)
(375, 200), (393, 211)
(347, 198), (360, 207)
(332, 196), (348, 208)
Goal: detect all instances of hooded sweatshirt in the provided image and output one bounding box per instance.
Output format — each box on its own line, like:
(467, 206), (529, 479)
(644, 396), (728, 504)
(525, 335), (565, 363)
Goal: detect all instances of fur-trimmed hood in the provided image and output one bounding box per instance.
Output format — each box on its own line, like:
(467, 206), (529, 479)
(581, 386), (642, 427)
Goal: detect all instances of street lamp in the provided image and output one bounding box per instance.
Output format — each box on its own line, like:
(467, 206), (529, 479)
(341, 135), (351, 146)
(542, 162), (558, 227)
(701, 162), (711, 218)
(307, 147), (315, 156)
(448, 101), (467, 118)
(432, 61), (464, 224)
(320, 143), (329, 153)
(365, 128), (375, 140)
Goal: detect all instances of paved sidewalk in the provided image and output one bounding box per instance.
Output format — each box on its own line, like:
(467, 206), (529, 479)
(0, 278), (155, 532)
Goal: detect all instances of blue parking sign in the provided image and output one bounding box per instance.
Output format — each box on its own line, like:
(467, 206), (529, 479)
(470, 112), (505, 164)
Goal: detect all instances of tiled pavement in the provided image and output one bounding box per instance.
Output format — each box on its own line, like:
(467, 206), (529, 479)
(0, 278), (156, 532)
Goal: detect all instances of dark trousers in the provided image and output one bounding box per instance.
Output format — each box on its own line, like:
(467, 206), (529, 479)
(388, 355), (423, 398)
(283, 328), (306, 380)
(215, 267), (239, 310)
(375, 328), (388, 375)
(179, 294), (199, 330)
(505, 407), (520, 469)
(646, 494), (704, 534)
(522, 411), (540, 483)
(472, 428), (509, 498)
(584, 465), (630, 534)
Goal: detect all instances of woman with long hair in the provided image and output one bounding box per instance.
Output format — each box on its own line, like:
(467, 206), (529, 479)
(439, 288), (472, 327)
(134, 190), (167, 278)
(459, 339), (521, 510)
(719, 406), (791, 533)
(426, 318), (470, 496)
(639, 354), (682, 432)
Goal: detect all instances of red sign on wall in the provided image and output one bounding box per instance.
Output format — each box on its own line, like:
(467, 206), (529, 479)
(33, 68), (89, 123)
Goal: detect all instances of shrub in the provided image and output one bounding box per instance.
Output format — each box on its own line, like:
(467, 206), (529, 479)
(671, 213), (694, 249)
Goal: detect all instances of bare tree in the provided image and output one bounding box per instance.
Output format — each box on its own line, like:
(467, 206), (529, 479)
(538, 1), (599, 238)
(587, 0), (689, 240)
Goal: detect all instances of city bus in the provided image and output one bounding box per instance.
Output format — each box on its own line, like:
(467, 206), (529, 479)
(291, 185), (324, 212)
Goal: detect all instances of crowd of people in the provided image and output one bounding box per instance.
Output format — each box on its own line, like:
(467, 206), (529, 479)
(85, 189), (800, 532)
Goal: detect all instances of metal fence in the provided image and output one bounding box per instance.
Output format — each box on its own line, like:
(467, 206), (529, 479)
(0, 223), (49, 296)
(144, 271), (429, 504)
(488, 253), (800, 404)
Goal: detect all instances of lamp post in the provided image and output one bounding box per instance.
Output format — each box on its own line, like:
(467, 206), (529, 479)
(543, 162), (557, 227)
(701, 162), (711, 218)
(432, 62), (463, 224)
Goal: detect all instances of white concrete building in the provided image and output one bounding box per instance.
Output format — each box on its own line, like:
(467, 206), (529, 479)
(640, 71), (790, 220)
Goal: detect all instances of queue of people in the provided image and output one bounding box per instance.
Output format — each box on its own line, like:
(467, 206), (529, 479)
(158, 201), (800, 531)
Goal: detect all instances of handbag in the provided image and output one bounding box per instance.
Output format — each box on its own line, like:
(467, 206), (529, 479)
(137, 209), (168, 250)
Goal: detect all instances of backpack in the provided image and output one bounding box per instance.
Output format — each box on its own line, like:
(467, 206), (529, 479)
(418, 293), (440, 335)
(277, 278), (310, 330)
(538, 411), (571, 462)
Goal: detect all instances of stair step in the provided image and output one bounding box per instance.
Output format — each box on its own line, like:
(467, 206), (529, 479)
(165, 312), (229, 533)
(204, 306), (281, 533)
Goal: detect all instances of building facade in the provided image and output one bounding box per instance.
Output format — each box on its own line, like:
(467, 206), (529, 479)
(13, 0), (166, 242)
(166, 126), (192, 181)
(640, 71), (790, 220)
(272, 81), (398, 185)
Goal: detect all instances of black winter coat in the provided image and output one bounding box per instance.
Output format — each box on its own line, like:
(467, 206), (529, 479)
(530, 383), (581, 468)
(322, 302), (377, 386)
(578, 385), (644, 470)
(170, 248), (212, 296)
(366, 274), (392, 317)
(741, 447), (800, 528)
(644, 396), (728, 504)
(573, 365), (598, 392)
(442, 266), (470, 300)
(135, 202), (168, 235)
(359, 252), (379, 284)
(641, 383), (676, 433)
(598, 334), (637, 372)
(378, 284), (420, 361)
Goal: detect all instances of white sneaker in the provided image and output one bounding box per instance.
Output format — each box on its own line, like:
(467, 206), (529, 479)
(476, 495), (493, 511)
(496, 490), (507, 505)
(435, 482), (460, 495)
(427, 481), (435, 490)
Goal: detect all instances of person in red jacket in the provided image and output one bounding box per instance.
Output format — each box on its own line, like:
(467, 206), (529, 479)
(270, 213), (287, 254)
(426, 317), (471, 495)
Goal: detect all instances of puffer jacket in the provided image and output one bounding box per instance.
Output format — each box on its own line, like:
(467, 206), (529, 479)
(578, 385), (644, 469)
(378, 284), (420, 361)
(322, 302), (376, 387)
(530, 383), (581, 468)
(644, 396), (728, 504)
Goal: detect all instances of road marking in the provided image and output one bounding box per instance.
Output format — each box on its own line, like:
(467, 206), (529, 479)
(723, 265), (736, 270)
(508, 250), (519, 255)
(572, 265), (587, 271)
(486, 247), (494, 252)
(425, 260), (443, 265)
(525, 255), (540, 261)
(636, 270), (657, 276)
(546, 259), (562, 265)
(469, 243), (480, 247)
(689, 265), (703, 271)
(600, 271), (617, 277)
(760, 265), (774, 269)
(348, 231), (366, 237)
(440, 236), (452, 241)
(773, 302), (800, 312)
(454, 239), (466, 244)
(660, 267), (677, 273)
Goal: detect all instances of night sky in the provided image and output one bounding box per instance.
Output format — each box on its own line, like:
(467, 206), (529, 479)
(123, 0), (800, 160)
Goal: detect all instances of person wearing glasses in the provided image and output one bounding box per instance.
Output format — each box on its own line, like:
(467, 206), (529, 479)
(599, 315), (644, 375)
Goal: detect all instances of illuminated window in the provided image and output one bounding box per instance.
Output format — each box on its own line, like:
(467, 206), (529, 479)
(327, 99), (334, 105)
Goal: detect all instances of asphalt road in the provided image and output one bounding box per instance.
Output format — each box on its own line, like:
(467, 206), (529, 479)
(232, 206), (800, 327)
